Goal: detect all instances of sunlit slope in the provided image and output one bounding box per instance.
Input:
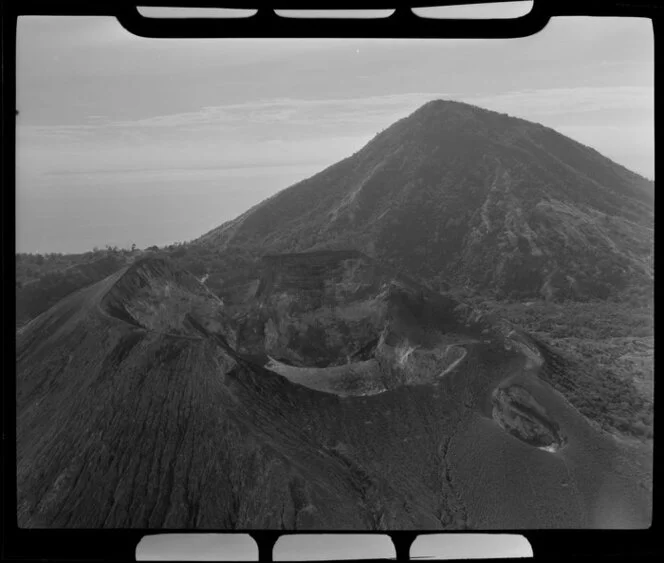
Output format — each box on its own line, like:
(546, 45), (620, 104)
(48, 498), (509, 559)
(16, 256), (651, 528)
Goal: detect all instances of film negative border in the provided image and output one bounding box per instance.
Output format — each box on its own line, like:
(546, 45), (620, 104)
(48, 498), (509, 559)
(2, 1), (660, 562)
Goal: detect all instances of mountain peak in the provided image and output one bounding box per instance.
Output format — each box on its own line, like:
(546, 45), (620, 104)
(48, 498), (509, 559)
(417, 98), (483, 114)
(198, 101), (653, 301)
(403, 98), (530, 138)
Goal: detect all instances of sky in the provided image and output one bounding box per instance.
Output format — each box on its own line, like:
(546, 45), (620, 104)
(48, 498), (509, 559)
(16, 10), (654, 254)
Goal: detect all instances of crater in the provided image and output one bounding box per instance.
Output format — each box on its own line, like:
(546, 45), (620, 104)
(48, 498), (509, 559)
(492, 384), (566, 451)
(232, 251), (506, 396)
(265, 356), (387, 397)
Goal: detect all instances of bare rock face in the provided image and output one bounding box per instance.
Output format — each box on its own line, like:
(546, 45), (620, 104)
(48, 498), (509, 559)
(493, 319), (544, 369)
(230, 251), (559, 399)
(101, 257), (236, 346)
(231, 251), (496, 395)
(251, 251), (389, 366)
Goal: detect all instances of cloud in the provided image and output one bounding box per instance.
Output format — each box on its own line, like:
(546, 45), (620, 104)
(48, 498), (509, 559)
(16, 93), (440, 180)
(14, 16), (654, 254)
(104, 93), (442, 130)
(26, 86), (652, 139)
(18, 86), (653, 179)
(462, 86), (654, 118)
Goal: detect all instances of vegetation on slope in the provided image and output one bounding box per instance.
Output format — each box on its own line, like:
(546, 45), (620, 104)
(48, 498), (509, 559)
(468, 298), (653, 441)
(15, 239), (653, 447)
(16, 250), (129, 327)
(16, 252), (652, 529)
(15, 243), (258, 327)
(194, 100), (654, 302)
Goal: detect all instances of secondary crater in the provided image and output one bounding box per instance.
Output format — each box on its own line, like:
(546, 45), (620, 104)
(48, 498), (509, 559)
(492, 384), (566, 451)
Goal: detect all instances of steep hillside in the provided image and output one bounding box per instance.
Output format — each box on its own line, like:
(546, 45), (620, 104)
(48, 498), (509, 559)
(197, 100), (654, 300)
(16, 255), (651, 529)
(16, 253), (129, 328)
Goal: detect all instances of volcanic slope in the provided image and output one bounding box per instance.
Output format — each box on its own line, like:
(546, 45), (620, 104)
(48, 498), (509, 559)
(197, 99), (654, 300)
(16, 255), (651, 529)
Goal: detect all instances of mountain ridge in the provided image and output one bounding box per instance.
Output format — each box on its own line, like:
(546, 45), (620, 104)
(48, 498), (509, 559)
(16, 253), (652, 528)
(15, 100), (654, 530)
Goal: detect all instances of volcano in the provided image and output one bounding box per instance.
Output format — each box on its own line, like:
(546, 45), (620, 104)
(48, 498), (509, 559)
(16, 254), (652, 529)
(197, 100), (653, 300)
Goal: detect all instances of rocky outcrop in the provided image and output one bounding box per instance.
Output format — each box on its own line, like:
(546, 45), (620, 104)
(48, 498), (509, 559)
(101, 257), (236, 346)
(231, 251), (492, 393)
